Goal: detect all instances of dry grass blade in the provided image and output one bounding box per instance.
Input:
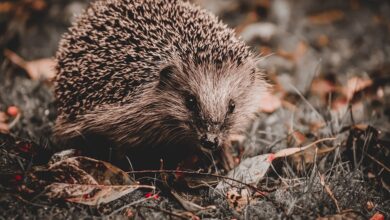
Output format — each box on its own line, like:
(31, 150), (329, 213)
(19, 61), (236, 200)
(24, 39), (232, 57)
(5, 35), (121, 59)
(7, 112), (21, 129)
(274, 137), (336, 158)
(364, 153), (390, 173)
(318, 172), (340, 213)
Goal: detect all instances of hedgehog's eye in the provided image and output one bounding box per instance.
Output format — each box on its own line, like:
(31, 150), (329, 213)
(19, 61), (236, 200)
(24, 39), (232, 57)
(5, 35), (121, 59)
(228, 100), (235, 114)
(185, 94), (198, 112)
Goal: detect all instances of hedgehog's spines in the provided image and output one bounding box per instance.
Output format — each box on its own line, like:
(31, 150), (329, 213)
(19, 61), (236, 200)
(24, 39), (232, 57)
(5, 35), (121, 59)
(54, 0), (269, 157)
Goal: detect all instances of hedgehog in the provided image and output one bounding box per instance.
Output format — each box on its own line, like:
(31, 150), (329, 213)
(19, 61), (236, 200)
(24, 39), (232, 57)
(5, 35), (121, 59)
(54, 0), (269, 169)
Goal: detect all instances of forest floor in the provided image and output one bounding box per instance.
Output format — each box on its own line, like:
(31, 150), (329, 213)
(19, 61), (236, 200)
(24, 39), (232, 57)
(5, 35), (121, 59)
(0, 0), (389, 219)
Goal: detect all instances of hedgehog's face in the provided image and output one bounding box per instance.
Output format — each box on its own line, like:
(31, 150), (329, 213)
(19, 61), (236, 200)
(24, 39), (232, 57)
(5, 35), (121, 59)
(180, 90), (236, 151)
(157, 60), (267, 151)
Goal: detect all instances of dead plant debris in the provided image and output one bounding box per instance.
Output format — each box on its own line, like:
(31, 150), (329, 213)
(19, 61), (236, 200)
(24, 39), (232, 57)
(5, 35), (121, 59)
(1, 0), (389, 219)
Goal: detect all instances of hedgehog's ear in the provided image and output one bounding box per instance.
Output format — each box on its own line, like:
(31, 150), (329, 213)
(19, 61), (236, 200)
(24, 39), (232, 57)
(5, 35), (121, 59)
(158, 65), (177, 87)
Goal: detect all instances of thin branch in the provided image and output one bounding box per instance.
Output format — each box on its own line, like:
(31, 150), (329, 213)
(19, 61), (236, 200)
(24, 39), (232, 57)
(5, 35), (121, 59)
(289, 83), (326, 123)
(364, 153), (390, 173)
(127, 169), (270, 193)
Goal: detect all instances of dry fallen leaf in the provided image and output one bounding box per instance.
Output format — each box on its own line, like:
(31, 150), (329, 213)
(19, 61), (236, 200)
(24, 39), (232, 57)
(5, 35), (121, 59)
(48, 156), (134, 185)
(291, 145), (338, 171)
(217, 137), (336, 191)
(48, 161), (98, 185)
(226, 188), (251, 212)
(29, 0), (47, 11)
(215, 138), (336, 212)
(290, 130), (307, 146)
(259, 46), (273, 56)
(0, 2), (14, 13)
(308, 10), (345, 25)
(4, 49), (56, 81)
(311, 78), (336, 98)
(24, 153), (152, 205)
(215, 154), (272, 191)
(45, 183), (154, 206)
(316, 35), (329, 47)
(331, 97), (348, 112)
(276, 41), (308, 62)
(0, 112), (7, 122)
(0, 122), (9, 133)
(344, 76), (373, 100)
(259, 93), (282, 113)
(276, 49), (295, 61)
(0, 112), (9, 133)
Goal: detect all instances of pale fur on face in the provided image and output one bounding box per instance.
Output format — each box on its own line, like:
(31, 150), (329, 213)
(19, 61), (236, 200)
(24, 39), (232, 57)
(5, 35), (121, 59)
(152, 55), (269, 148)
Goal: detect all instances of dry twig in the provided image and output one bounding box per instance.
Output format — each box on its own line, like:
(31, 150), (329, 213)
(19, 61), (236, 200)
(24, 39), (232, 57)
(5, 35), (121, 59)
(318, 171), (341, 213)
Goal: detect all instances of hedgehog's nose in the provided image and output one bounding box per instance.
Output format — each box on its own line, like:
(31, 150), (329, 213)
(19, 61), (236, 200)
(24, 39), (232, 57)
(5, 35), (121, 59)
(200, 134), (219, 150)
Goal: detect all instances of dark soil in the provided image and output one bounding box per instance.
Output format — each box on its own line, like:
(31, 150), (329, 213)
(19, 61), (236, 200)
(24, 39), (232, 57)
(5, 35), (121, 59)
(1, 0), (389, 219)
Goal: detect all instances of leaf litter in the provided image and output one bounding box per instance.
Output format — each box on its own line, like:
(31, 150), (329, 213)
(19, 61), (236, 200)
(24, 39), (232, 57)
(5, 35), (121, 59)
(1, 0), (389, 219)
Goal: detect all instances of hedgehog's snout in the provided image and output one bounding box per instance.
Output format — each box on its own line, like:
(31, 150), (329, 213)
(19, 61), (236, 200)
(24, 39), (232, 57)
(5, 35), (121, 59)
(198, 119), (225, 150)
(200, 133), (220, 151)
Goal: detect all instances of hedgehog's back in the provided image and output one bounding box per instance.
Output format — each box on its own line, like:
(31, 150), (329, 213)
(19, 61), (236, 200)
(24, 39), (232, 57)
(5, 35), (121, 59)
(55, 0), (249, 119)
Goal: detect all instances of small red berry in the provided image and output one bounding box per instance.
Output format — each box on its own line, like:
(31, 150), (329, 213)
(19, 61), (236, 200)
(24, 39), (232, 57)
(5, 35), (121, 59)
(7, 106), (19, 117)
(14, 174), (23, 181)
(145, 192), (159, 200)
(370, 212), (385, 220)
(18, 143), (32, 153)
(19, 143), (32, 153)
